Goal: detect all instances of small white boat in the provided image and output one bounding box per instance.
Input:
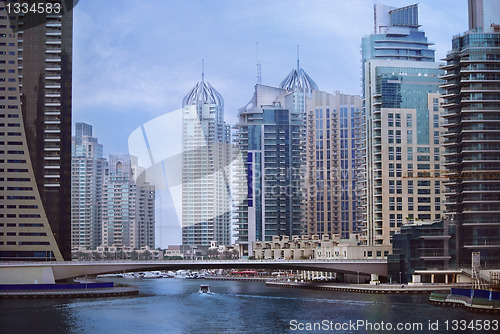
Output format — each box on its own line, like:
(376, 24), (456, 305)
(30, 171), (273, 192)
(198, 285), (211, 294)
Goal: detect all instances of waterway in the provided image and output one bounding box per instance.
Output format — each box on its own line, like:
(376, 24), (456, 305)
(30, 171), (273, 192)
(1, 278), (498, 334)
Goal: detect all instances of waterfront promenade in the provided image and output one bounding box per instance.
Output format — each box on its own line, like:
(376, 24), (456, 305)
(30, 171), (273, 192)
(0, 286), (138, 299)
(266, 281), (464, 294)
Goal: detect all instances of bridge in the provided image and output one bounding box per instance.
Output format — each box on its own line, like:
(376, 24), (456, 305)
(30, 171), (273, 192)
(0, 259), (387, 284)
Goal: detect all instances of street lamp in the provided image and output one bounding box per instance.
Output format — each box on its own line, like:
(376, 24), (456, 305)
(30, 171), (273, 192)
(357, 271), (359, 284)
(399, 271), (402, 284)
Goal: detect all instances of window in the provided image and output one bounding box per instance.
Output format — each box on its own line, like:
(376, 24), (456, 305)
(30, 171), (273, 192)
(389, 163), (395, 177)
(395, 130), (401, 144)
(395, 113), (401, 127)
(388, 147), (394, 160)
(418, 197), (431, 203)
(390, 214), (395, 227)
(389, 180), (395, 194)
(408, 180), (413, 194)
(388, 113), (394, 127)
(434, 147), (440, 161)
(407, 130), (412, 144)
(406, 114), (412, 127)
(388, 129), (394, 143)
(389, 197), (395, 210)
(418, 180), (430, 187)
(397, 197), (402, 210)
(408, 197), (414, 210)
(396, 163), (402, 177)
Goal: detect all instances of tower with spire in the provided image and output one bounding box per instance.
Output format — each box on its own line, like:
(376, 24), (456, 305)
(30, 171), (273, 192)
(233, 51), (319, 256)
(181, 63), (231, 248)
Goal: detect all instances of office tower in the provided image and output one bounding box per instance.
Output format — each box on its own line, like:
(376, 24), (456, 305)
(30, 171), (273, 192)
(441, 0), (500, 267)
(234, 62), (315, 256)
(71, 122), (105, 250)
(0, 1), (73, 260)
(359, 3), (445, 246)
(304, 91), (362, 239)
(181, 73), (231, 247)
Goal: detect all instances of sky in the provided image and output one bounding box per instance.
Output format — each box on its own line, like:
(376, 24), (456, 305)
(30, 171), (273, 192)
(72, 0), (469, 247)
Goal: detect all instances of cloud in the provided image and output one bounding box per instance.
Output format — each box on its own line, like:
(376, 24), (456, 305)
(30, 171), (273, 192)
(73, 0), (469, 152)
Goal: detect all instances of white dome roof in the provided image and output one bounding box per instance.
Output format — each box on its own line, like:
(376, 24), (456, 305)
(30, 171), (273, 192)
(182, 81), (223, 107)
(279, 67), (319, 93)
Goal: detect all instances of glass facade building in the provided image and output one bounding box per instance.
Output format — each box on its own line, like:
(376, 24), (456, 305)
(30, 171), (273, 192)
(181, 77), (232, 247)
(0, 1), (73, 260)
(234, 75), (311, 256)
(440, 0), (500, 267)
(360, 4), (445, 246)
(71, 123), (105, 250)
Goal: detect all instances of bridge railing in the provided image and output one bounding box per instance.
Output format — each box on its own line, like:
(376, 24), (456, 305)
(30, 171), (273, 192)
(1, 259), (387, 265)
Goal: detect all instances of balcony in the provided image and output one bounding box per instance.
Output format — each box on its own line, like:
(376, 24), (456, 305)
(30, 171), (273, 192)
(463, 241), (500, 249)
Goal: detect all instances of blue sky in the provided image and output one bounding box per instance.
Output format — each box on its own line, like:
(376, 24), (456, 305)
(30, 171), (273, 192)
(72, 0), (469, 247)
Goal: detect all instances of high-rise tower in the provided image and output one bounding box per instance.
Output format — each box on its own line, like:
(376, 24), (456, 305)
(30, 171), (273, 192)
(101, 154), (155, 250)
(71, 123), (105, 250)
(359, 3), (445, 246)
(441, 0), (500, 267)
(234, 60), (316, 256)
(181, 70), (231, 247)
(0, 1), (73, 260)
(304, 91), (362, 239)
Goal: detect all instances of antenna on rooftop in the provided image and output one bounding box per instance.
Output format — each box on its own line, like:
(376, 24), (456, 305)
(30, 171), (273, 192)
(256, 42), (262, 84)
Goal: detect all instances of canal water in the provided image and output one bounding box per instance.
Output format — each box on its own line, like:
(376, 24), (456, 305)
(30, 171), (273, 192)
(1, 278), (497, 334)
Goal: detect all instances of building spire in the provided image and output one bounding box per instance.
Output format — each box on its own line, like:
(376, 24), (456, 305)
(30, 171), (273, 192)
(256, 42), (262, 84)
(296, 44), (300, 72)
(201, 59), (205, 82)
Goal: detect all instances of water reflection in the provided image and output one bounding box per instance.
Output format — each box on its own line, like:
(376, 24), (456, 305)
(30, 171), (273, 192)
(1, 279), (497, 334)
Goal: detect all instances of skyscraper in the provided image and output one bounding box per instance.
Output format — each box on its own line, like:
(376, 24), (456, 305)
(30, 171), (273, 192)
(134, 169), (156, 250)
(71, 122), (105, 250)
(360, 3), (445, 246)
(441, 0), (500, 267)
(234, 61), (316, 256)
(100, 154), (155, 250)
(102, 155), (136, 248)
(181, 72), (231, 247)
(304, 91), (362, 239)
(0, 1), (73, 260)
